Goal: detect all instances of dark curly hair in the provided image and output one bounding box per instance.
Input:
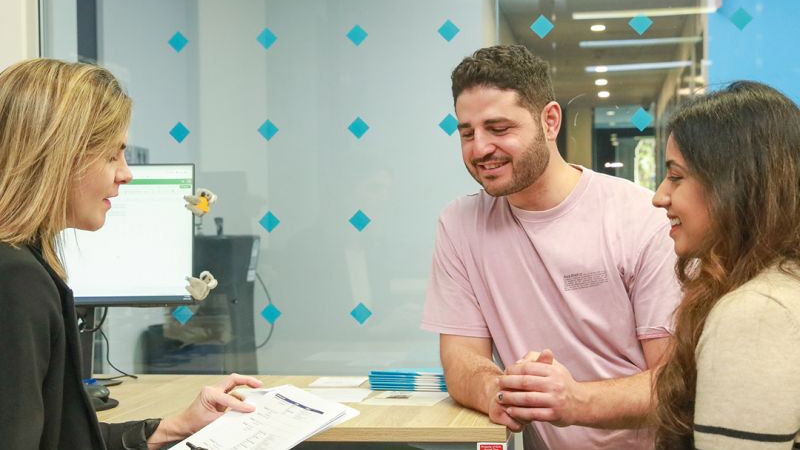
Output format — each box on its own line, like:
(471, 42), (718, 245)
(451, 44), (555, 113)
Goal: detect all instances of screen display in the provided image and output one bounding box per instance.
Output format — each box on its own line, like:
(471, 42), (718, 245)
(62, 164), (194, 306)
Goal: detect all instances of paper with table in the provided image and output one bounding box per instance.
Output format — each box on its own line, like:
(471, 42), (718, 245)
(170, 385), (360, 450)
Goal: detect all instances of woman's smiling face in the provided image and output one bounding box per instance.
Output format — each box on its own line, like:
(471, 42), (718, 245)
(652, 134), (711, 257)
(67, 134), (132, 231)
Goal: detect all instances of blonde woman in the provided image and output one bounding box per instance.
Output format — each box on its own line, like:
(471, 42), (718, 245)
(0, 59), (261, 449)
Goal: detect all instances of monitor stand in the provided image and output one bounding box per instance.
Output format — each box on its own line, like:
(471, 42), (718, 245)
(77, 306), (119, 411)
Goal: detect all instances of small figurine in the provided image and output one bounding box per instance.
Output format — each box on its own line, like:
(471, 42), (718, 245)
(184, 188), (217, 217)
(185, 270), (218, 301)
(183, 188), (220, 300)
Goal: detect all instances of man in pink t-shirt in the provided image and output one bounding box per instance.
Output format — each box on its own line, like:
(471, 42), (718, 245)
(420, 45), (680, 450)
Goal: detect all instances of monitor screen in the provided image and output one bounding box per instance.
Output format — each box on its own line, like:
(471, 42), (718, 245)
(63, 164), (195, 306)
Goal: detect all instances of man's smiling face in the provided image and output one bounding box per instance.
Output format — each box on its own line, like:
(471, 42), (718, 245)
(456, 86), (549, 197)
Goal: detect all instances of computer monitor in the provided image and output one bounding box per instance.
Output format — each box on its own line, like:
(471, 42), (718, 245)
(62, 164), (195, 306)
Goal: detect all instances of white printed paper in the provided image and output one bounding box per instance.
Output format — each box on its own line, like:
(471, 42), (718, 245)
(171, 385), (359, 450)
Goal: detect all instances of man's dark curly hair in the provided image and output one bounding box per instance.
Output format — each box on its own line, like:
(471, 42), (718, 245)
(451, 44), (555, 113)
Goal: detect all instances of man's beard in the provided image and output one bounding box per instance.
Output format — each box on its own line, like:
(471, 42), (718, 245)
(468, 133), (550, 197)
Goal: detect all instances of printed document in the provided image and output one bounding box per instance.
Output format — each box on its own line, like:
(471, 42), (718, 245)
(170, 385), (359, 450)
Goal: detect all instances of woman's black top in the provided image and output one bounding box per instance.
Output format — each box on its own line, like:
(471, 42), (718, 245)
(0, 241), (159, 449)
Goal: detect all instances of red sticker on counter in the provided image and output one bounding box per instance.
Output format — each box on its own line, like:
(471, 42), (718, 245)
(478, 444), (505, 450)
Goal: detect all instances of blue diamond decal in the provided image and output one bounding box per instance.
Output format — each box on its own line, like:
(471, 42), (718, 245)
(258, 120), (279, 141)
(628, 14), (653, 35)
(346, 25), (368, 46)
(349, 210), (371, 231)
(530, 15), (554, 38)
(348, 117), (369, 139)
(259, 211), (280, 232)
(169, 122), (189, 143)
(439, 114), (458, 136)
(729, 8), (752, 30)
(438, 20), (460, 42)
(172, 306), (193, 325)
(261, 303), (281, 324)
(350, 302), (372, 324)
(168, 32), (188, 52)
(631, 108), (653, 131)
(257, 27), (277, 49)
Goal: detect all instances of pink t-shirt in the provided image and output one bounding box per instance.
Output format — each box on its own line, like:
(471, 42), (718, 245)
(421, 167), (680, 450)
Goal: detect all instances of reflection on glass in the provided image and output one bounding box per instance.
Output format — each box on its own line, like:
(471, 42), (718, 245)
(34, 0), (796, 376)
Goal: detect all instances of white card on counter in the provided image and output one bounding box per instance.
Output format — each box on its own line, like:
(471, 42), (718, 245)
(305, 388), (371, 403)
(308, 376), (368, 388)
(361, 390), (449, 407)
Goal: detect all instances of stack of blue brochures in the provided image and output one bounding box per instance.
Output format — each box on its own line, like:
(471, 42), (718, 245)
(368, 368), (447, 392)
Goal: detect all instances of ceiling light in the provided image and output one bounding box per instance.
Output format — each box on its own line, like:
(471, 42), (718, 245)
(595, 78), (608, 86)
(579, 36), (702, 48)
(573, 5), (717, 20)
(586, 61), (692, 72)
(590, 24), (606, 32)
(598, 91), (610, 98)
(606, 110), (615, 116)
(604, 162), (624, 168)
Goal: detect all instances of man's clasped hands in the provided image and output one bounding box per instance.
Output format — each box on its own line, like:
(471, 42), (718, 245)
(490, 349), (583, 432)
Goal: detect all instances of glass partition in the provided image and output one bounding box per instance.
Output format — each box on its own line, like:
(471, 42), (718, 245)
(40, 0), (800, 375)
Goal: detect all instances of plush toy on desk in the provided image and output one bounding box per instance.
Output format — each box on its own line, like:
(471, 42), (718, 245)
(183, 188), (220, 300)
(184, 187), (217, 216)
(185, 270), (218, 301)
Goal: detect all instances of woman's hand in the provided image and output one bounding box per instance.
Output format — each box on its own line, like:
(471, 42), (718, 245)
(147, 373), (263, 448)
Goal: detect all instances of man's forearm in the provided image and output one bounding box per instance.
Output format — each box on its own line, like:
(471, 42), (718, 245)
(442, 347), (503, 413)
(573, 369), (653, 429)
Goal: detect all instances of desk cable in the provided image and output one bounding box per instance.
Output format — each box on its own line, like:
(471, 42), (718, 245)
(96, 327), (138, 380)
(78, 308), (137, 381)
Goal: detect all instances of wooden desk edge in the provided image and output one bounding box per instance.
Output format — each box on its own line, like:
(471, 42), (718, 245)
(95, 375), (509, 443)
(310, 426), (510, 443)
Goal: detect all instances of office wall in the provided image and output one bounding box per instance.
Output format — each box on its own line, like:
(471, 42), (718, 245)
(188, 0), (485, 374)
(94, 0), (200, 372)
(43, 0), (494, 374)
(481, 0), (513, 47)
(566, 106), (593, 169)
(40, 0), (77, 61)
(0, 0), (39, 70)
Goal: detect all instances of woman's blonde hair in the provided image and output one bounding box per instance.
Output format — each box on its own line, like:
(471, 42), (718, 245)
(0, 59), (131, 279)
